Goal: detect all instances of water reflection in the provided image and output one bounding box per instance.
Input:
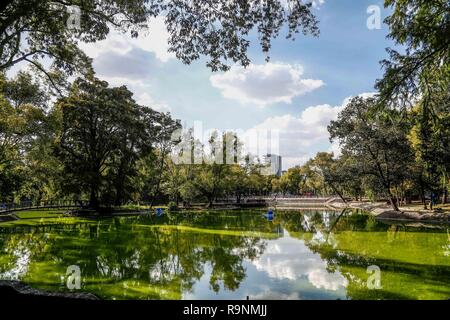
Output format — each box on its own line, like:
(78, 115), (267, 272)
(252, 234), (348, 290)
(0, 210), (449, 300)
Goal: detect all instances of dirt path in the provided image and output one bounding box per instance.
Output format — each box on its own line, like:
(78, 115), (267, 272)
(329, 200), (450, 223)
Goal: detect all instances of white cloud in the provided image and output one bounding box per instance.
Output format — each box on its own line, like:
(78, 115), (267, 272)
(95, 75), (171, 113)
(308, 269), (347, 291)
(310, 0), (325, 8)
(242, 92), (377, 169)
(245, 103), (342, 160)
(252, 234), (348, 291)
(91, 48), (158, 79)
(210, 63), (324, 106)
(136, 92), (171, 112)
(282, 156), (312, 169)
(328, 141), (342, 158)
(80, 17), (174, 63)
(341, 91), (377, 107)
(281, 0), (325, 9)
(77, 17), (174, 113)
(250, 291), (300, 300)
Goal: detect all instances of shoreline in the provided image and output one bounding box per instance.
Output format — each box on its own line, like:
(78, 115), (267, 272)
(327, 200), (450, 224)
(0, 280), (98, 300)
(1, 199), (449, 224)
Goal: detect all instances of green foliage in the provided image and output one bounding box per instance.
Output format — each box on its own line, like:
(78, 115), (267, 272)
(368, 0), (450, 206)
(167, 201), (178, 212)
(377, 0), (449, 107)
(0, 0), (319, 82)
(328, 96), (415, 209)
(54, 76), (179, 208)
(0, 0), (448, 211)
(0, 72), (54, 202)
(14, 210), (65, 219)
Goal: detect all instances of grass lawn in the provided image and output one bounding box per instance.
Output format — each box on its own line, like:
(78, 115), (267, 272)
(116, 204), (168, 211)
(14, 210), (67, 219)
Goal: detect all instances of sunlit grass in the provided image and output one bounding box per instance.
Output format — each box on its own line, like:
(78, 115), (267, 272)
(14, 210), (66, 219)
(145, 224), (281, 239)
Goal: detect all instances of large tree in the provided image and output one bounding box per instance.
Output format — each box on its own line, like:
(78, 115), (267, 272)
(311, 152), (348, 203)
(145, 112), (181, 207)
(0, 72), (47, 202)
(376, 0), (449, 107)
(375, 0), (450, 207)
(55, 76), (177, 209)
(408, 90), (450, 205)
(328, 96), (414, 211)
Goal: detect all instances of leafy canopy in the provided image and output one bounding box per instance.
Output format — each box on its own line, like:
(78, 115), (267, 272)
(0, 0), (319, 81)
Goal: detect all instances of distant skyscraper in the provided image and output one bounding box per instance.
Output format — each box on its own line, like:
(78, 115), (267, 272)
(263, 154), (282, 177)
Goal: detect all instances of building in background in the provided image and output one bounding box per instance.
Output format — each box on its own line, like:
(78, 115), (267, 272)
(263, 154), (282, 177)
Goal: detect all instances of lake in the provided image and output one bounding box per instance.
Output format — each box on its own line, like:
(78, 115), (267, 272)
(0, 210), (449, 299)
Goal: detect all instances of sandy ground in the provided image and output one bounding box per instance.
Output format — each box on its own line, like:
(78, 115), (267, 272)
(329, 200), (450, 223)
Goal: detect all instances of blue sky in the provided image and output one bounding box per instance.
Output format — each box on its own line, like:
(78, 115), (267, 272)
(79, 0), (395, 169)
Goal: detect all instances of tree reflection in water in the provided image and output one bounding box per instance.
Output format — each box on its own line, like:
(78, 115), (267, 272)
(0, 210), (449, 299)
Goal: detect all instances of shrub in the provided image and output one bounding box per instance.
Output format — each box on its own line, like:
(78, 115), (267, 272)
(167, 201), (178, 212)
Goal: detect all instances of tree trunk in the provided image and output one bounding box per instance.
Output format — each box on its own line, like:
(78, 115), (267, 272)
(386, 187), (399, 211)
(419, 179), (427, 209)
(114, 161), (127, 206)
(328, 182), (347, 205)
(388, 195), (399, 211)
(206, 197), (213, 208)
(150, 152), (167, 208)
(89, 163), (101, 211)
(89, 187), (99, 210)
